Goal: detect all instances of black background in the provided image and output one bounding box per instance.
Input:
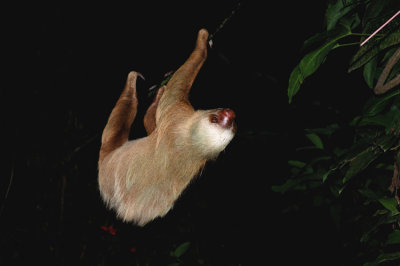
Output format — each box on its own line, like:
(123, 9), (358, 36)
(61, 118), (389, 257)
(3, 1), (368, 265)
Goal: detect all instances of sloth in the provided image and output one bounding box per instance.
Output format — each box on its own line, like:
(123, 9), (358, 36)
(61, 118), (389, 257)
(98, 29), (236, 226)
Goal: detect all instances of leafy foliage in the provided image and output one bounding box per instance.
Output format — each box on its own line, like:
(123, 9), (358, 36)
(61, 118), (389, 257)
(169, 242), (191, 266)
(278, 0), (400, 264)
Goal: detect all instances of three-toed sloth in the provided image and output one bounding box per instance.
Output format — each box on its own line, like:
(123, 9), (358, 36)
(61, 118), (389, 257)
(98, 29), (236, 226)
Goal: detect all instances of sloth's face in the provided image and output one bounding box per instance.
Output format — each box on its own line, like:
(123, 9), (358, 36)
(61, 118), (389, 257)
(191, 108), (236, 158)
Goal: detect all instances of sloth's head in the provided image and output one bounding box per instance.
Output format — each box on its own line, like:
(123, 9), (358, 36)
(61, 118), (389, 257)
(190, 108), (236, 158)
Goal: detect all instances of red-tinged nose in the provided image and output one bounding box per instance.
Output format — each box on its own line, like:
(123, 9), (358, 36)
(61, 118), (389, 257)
(218, 108), (236, 129)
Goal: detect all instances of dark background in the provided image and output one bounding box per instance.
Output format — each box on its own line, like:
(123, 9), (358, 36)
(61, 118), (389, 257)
(3, 1), (368, 265)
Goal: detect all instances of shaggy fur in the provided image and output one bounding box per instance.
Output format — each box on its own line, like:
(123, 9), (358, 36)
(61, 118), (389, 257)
(98, 29), (236, 226)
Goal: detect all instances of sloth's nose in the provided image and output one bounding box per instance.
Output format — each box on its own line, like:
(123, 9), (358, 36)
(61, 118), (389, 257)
(218, 108), (235, 129)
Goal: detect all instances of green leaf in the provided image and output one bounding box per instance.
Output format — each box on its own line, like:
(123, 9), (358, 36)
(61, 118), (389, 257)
(378, 198), (399, 214)
(359, 114), (393, 128)
(170, 242), (191, 258)
(348, 43), (380, 73)
(271, 179), (298, 194)
(287, 65), (302, 104)
(273, 167), (325, 193)
(342, 133), (399, 183)
(348, 18), (400, 72)
(306, 133), (324, 149)
(358, 188), (379, 200)
(343, 146), (382, 183)
(304, 124), (340, 137)
(375, 133), (399, 152)
(302, 27), (351, 51)
(288, 160), (307, 168)
(361, 211), (399, 243)
(339, 12), (360, 31)
(379, 30), (400, 50)
(288, 25), (350, 103)
(288, 43), (335, 103)
(364, 89), (400, 116)
(325, 0), (357, 31)
(373, 209), (388, 217)
(374, 251), (400, 264)
(322, 169), (334, 183)
(363, 56), (378, 88)
(387, 230), (400, 245)
(299, 43), (334, 76)
(362, 0), (390, 26)
(364, 252), (400, 266)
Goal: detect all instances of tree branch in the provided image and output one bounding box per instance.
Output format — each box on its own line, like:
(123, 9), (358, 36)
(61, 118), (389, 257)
(374, 47), (400, 95)
(388, 152), (400, 205)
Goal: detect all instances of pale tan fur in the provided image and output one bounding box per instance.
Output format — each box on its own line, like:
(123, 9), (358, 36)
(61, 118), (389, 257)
(98, 29), (235, 226)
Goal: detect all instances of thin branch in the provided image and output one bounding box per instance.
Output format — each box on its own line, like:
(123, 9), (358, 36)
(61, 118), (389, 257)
(208, 1), (243, 42)
(155, 1), (243, 92)
(59, 175), (67, 228)
(374, 47), (400, 95)
(389, 152), (400, 205)
(333, 42), (361, 49)
(0, 163), (15, 218)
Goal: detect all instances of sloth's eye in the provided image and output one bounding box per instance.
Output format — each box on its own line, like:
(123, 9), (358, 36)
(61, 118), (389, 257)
(210, 115), (219, 123)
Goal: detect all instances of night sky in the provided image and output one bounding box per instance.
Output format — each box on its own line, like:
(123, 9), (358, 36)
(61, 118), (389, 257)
(3, 1), (366, 265)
